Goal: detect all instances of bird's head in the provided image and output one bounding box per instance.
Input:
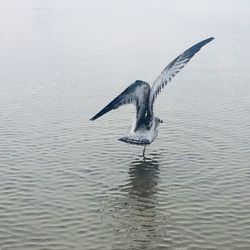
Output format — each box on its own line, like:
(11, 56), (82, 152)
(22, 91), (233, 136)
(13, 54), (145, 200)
(155, 117), (163, 127)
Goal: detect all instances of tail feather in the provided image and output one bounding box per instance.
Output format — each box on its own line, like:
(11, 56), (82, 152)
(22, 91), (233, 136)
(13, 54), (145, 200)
(118, 137), (150, 145)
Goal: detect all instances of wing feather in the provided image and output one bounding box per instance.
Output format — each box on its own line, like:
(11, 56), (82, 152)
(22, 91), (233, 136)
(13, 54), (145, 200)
(149, 37), (214, 112)
(90, 80), (150, 121)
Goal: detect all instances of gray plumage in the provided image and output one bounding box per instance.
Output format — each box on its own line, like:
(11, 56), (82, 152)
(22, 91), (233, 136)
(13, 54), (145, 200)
(90, 37), (214, 146)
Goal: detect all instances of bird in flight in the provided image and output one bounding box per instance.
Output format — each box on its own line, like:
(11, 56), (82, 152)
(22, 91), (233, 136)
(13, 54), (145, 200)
(90, 37), (214, 157)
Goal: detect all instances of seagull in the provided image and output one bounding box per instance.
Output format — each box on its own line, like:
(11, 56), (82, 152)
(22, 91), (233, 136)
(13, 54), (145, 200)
(90, 37), (214, 157)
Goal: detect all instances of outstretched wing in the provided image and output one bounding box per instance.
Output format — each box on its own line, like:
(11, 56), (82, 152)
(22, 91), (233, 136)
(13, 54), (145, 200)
(90, 80), (150, 121)
(149, 37), (214, 112)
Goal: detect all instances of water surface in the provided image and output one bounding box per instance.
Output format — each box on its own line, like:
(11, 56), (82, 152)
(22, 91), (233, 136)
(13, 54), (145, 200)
(1, 0), (250, 249)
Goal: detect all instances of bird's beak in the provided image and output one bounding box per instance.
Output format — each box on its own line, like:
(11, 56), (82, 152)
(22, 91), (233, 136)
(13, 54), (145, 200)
(160, 120), (163, 123)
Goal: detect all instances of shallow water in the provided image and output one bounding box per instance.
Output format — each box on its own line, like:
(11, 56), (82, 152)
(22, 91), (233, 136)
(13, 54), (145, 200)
(1, 0), (250, 249)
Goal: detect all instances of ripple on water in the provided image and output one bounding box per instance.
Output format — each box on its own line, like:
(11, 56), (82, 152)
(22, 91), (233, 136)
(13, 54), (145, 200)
(1, 2), (250, 249)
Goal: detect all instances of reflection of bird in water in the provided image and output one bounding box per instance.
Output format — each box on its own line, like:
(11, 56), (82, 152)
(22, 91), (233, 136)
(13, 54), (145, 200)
(126, 157), (160, 200)
(90, 38), (214, 157)
(116, 156), (161, 249)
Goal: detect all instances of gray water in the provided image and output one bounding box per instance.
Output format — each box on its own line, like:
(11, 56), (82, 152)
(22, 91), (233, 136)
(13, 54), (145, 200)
(1, 0), (250, 249)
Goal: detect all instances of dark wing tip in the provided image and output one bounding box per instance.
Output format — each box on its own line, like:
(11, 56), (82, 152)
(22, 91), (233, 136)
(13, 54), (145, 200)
(182, 36), (215, 61)
(199, 37), (215, 45)
(206, 37), (215, 42)
(197, 37), (215, 49)
(89, 115), (98, 121)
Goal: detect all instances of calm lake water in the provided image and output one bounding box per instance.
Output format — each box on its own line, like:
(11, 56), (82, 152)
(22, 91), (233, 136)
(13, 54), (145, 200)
(1, 0), (250, 249)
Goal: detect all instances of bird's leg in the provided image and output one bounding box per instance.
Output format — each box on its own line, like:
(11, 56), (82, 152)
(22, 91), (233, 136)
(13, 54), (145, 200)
(142, 146), (146, 158)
